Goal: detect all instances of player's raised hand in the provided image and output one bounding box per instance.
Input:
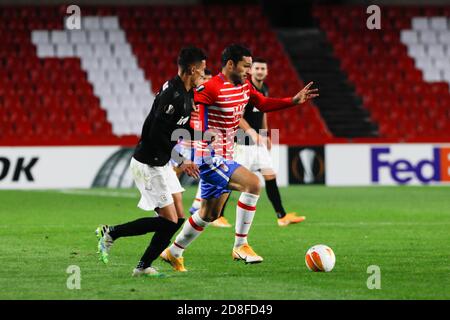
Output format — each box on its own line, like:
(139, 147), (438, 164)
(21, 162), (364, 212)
(180, 160), (200, 179)
(292, 82), (319, 104)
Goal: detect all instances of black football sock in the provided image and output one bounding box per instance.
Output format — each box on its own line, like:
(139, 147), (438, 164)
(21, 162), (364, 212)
(176, 217), (185, 230)
(108, 217), (163, 240)
(137, 217), (179, 269)
(265, 178), (287, 219)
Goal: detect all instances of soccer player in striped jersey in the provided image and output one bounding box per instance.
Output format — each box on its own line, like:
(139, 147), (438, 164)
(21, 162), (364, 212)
(161, 44), (318, 271)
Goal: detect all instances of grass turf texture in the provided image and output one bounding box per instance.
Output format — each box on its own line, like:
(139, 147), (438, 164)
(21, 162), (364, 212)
(0, 186), (449, 300)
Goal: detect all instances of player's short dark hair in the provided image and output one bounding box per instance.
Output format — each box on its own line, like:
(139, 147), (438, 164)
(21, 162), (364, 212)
(253, 57), (267, 64)
(204, 69), (212, 76)
(177, 46), (207, 74)
(221, 44), (252, 68)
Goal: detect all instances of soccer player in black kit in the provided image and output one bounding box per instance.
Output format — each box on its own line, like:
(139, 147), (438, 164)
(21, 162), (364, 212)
(95, 46), (206, 278)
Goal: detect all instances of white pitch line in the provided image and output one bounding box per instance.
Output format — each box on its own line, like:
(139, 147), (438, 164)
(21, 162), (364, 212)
(58, 189), (138, 198)
(22, 189), (138, 199)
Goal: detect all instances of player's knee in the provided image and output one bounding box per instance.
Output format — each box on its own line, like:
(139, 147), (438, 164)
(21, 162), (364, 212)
(244, 174), (261, 195)
(159, 216), (179, 231)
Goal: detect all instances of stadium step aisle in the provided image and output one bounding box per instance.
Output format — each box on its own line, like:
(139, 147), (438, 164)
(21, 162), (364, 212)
(278, 28), (378, 138)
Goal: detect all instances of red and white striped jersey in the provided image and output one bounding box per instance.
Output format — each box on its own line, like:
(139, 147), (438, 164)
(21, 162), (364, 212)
(191, 72), (295, 160)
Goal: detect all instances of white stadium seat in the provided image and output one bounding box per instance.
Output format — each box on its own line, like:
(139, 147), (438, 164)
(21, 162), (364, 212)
(69, 30), (87, 44)
(428, 44), (445, 58)
(443, 70), (450, 82)
(101, 96), (120, 110)
(117, 94), (135, 106)
(80, 56), (98, 70)
(56, 44), (74, 58)
(131, 81), (151, 95)
(101, 17), (120, 30)
(36, 44), (54, 57)
(87, 71), (106, 84)
(419, 30), (438, 44)
(75, 43), (93, 57)
(32, 30), (49, 44)
(98, 57), (118, 70)
(415, 58), (434, 70)
(124, 69), (145, 82)
(423, 69), (442, 82)
(112, 43), (133, 57)
(111, 82), (132, 95)
(93, 43), (113, 57)
(429, 17), (448, 30)
(408, 44), (427, 58)
(88, 30), (106, 44)
(51, 31), (69, 44)
(107, 69), (126, 82)
(83, 17), (101, 30)
(400, 30), (418, 44)
(107, 30), (126, 43)
(434, 59), (450, 71)
(94, 83), (113, 97)
(438, 31), (450, 44)
(412, 17), (429, 30)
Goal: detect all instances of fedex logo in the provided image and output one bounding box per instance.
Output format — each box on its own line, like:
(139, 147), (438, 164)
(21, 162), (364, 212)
(371, 147), (450, 184)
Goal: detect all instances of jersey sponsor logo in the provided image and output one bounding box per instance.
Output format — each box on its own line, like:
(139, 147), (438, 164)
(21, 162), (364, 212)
(177, 115), (190, 125)
(165, 104), (175, 115)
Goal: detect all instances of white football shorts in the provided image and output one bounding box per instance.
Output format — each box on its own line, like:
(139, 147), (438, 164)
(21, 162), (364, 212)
(233, 143), (275, 174)
(130, 157), (185, 211)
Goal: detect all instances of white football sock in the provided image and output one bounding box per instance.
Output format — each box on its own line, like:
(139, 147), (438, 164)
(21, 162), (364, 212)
(190, 182), (202, 211)
(234, 192), (259, 248)
(169, 212), (209, 258)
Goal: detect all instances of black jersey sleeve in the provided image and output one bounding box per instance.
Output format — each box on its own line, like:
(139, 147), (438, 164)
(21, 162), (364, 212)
(152, 81), (176, 119)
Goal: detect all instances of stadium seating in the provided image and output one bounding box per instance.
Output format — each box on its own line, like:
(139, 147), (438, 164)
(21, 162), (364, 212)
(0, 5), (329, 146)
(313, 5), (450, 142)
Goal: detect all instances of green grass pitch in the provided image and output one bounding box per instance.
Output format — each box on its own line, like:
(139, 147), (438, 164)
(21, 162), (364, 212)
(1, 186), (449, 300)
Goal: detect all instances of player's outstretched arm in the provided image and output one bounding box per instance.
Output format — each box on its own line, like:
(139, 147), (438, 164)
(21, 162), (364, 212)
(292, 82), (319, 104)
(251, 81), (319, 113)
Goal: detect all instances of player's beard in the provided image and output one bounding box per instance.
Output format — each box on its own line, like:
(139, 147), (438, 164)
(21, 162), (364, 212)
(230, 72), (244, 86)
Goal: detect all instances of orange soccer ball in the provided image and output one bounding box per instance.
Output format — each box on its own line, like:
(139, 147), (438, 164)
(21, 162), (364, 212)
(305, 244), (336, 272)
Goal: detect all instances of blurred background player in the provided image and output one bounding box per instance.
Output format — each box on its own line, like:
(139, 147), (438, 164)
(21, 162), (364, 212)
(95, 47), (205, 278)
